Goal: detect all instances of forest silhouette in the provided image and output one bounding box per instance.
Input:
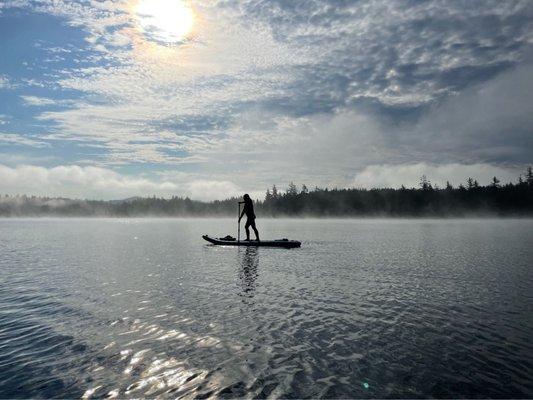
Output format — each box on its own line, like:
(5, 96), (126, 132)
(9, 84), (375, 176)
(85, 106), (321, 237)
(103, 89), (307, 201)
(1, 167), (532, 217)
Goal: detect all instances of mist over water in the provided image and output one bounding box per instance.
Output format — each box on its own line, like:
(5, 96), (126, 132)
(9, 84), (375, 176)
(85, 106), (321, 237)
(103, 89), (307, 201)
(0, 218), (532, 398)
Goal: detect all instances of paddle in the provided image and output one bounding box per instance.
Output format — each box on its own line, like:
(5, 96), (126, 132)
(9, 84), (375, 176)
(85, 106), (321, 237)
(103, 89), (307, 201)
(237, 201), (241, 243)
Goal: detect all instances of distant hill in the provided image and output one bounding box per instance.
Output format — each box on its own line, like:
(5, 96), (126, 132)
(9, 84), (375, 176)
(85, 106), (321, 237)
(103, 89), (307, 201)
(108, 196), (143, 204)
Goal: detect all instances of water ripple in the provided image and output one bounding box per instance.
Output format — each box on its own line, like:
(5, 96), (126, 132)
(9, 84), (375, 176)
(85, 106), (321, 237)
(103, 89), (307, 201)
(0, 218), (532, 398)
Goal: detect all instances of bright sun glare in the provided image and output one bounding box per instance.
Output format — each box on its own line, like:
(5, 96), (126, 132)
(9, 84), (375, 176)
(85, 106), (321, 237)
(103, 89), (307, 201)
(135, 0), (194, 44)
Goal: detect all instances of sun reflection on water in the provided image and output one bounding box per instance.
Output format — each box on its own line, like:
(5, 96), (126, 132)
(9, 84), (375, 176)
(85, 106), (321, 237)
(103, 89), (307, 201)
(81, 305), (234, 398)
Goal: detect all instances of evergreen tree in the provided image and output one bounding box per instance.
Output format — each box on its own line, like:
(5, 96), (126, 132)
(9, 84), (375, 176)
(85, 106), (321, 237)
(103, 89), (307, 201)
(420, 175), (432, 191)
(272, 185), (278, 198)
(491, 176), (500, 188)
(287, 182), (298, 196)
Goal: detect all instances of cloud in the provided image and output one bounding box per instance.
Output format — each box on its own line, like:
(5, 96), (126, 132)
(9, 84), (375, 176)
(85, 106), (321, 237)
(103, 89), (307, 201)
(0, 164), (178, 199)
(0, 164), (255, 201)
(0, 74), (14, 89)
(7, 0), (531, 167)
(0, 153), (57, 165)
(21, 96), (59, 106)
(188, 61), (533, 189)
(16, 1), (302, 164)
(234, 0), (533, 111)
(404, 62), (533, 164)
(352, 163), (522, 189)
(185, 180), (242, 202)
(0, 133), (50, 148)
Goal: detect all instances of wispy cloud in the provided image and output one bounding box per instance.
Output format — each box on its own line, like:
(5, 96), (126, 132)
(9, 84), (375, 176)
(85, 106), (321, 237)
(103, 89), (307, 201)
(0, 74), (14, 89)
(0, 133), (50, 148)
(21, 95), (60, 106)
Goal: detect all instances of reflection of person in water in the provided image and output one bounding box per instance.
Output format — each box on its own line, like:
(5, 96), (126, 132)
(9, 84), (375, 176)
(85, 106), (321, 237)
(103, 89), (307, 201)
(239, 194), (260, 241)
(239, 247), (258, 298)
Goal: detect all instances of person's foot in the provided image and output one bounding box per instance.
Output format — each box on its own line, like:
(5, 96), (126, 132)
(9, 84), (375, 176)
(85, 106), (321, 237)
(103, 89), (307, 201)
(255, 238), (260, 241)
(244, 238), (250, 241)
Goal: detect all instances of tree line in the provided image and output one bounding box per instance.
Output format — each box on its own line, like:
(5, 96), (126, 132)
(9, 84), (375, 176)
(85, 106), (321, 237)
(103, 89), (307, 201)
(1, 167), (532, 217)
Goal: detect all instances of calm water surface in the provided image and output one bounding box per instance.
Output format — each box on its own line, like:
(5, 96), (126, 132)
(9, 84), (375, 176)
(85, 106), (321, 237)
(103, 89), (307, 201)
(0, 218), (532, 398)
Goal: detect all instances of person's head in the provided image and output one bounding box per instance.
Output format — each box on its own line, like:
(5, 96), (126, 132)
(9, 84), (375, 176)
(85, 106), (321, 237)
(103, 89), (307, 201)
(243, 193), (251, 202)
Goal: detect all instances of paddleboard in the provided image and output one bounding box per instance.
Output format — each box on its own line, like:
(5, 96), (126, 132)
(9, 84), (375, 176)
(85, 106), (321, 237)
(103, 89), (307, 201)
(202, 235), (301, 248)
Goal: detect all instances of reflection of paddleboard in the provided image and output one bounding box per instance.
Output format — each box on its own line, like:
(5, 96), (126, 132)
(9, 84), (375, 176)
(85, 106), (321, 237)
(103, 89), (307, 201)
(202, 235), (301, 248)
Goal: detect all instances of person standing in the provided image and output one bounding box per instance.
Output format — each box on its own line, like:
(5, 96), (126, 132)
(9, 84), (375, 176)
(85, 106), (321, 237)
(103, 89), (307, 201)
(239, 194), (260, 241)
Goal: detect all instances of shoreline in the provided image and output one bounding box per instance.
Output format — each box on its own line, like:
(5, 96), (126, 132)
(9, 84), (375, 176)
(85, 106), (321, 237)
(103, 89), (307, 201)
(1, 215), (532, 220)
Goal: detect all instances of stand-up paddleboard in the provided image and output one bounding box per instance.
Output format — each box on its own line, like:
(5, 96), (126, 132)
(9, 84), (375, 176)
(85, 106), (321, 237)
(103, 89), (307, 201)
(202, 235), (301, 248)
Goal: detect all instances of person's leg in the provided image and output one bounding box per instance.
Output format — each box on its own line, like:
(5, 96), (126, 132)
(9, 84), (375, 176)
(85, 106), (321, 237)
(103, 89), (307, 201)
(245, 219), (251, 240)
(250, 219), (260, 241)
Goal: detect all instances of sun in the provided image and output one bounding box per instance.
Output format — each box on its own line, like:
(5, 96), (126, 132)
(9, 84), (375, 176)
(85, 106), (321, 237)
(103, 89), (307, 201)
(135, 0), (195, 45)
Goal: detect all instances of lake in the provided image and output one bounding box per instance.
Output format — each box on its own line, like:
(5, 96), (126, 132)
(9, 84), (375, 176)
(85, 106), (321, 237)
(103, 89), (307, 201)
(0, 218), (532, 398)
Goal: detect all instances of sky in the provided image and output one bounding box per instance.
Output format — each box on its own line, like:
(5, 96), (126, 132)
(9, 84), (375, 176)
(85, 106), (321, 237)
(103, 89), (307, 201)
(0, 0), (532, 200)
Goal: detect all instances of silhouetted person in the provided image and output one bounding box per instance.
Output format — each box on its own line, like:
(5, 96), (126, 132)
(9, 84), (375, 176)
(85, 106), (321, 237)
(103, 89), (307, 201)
(239, 194), (260, 241)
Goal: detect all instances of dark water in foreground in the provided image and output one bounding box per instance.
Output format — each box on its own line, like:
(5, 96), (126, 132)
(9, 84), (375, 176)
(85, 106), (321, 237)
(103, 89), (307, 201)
(0, 218), (532, 399)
